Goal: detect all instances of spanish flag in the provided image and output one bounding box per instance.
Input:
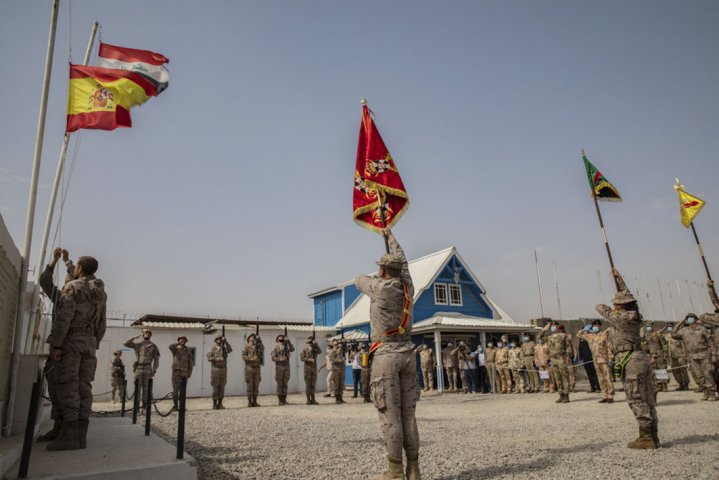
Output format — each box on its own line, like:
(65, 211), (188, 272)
(674, 179), (705, 228)
(66, 65), (157, 133)
(353, 101), (409, 233)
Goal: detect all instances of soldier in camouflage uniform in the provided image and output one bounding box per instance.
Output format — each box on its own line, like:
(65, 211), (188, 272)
(242, 333), (264, 407)
(170, 336), (195, 410)
(415, 344), (435, 391)
(300, 336), (322, 404)
(207, 335), (232, 409)
(539, 322), (571, 403)
(643, 325), (669, 393)
(521, 335), (538, 393)
(125, 330), (160, 410)
(484, 342), (499, 393)
(355, 230), (420, 480)
(46, 255), (107, 451)
(596, 268), (659, 449)
(534, 339), (555, 393)
(360, 343), (372, 402)
(566, 333), (576, 392)
(577, 320), (615, 402)
(327, 338), (347, 403)
(508, 342), (525, 393)
(495, 340), (511, 394)
(672, 313), (717, 401)
(37, 248), (76, 443)
(660, 323), (689, 390)
(702, 280), (719, 395)
(271, 333), (295, 405)
(110, 351), (125, 403)
(442, 343), (458, 391)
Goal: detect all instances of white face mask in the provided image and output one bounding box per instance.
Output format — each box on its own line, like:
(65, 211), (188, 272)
(523, 337), (529, 342)
(550, 326), (557, 333)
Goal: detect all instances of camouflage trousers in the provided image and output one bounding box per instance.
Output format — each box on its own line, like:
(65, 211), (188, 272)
(596, 362), (615, 399)
(172, 369), (190, 402)
(511, 368), (525, 392)
(550, 357), (569, 395)
(245, 365), (261, 397)
(43, 358), (61, 420)
(538, 365), (555, 392)
(332, 364), (345, 397)
(445, 366), (458, 390)
(371, 351), (420, 461)
(496, 363), (511, 393)
(523, 356), (539, 392)
(111, 375), (125, 401)
(275, 363), (290, 396)
(420, 362), (434, 390)
(135, 367), (153, 407)
(304, 365), (317, 396)
(361, 367), (371, 398)
(211, 366), (227, 400)
(326, 369), (335, 394)
(653, 354), (668, 389)
(54, 335), (97, 422)
(690, 357), (716, 393)
(669, 356), (689, 388)
(486, 362), (500, 393)
(620, 351), (657, 429)
(567, 358), (576, 390)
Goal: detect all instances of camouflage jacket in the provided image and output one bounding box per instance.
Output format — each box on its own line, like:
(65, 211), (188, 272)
(595, 303), (641, 352)
(495, 347), (509, 364)
(642, 331), (667, 358)
(442, 347), (458, 367)
(663, 333), (687, 360)
(671, 324), (712, 360)
(242, 341), (264, 367)
(577, 329), (612, 364)
(327, 346), (346, 368)
(534, 343), (550, 366)
(271, 340), (295, 364)
(521, 341), (536, 357)
(169, 343), (195, 375)
(418, 348), (435, 366)
(539, 330), (570, 360)
(484, 346), (497, 363)
(207, 341), (233, 368)
(47, 274), (107, 349)
(300, 342), (322, 366)
(508, 348), (524, 369)
(111, 357), (125, 378)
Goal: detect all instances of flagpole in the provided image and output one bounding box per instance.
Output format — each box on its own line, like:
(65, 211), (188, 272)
(4, 0), (60, 437)
(657, 278), (667, 320)
(29, 20), (99, 353)
(591, 192), (620, 292)
(377, 196), (390, 254)
(552, 262), (563, 320)
(534, 251), (545, 318)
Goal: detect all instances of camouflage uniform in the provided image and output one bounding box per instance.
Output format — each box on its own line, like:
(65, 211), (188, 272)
(643, 330), (669, 392)
(566, 334), (576, 392)
(271, 338), (295, 404)
(672, 320), (716, 400)
(207, 338), (232, 408)
(539, 326), (571, 401)
(508, 346), (525, 393)
(46, 271), (107, 450)
(484, 345), (499, 393)
(577, 328), (615, 400)
(442, 345), (458, 391)
(415, 345), (435, 391)
(534, 342), (555, 392)
(664, 331), (689, 390)
(300, 339), (322, 404)
(323, 349), (335, 396)
(124, 336), (160, 409)
(38, 259), (76, 441)
(355, 233), (420, 479)
(521, 340), (538, 393)
(495, 345), (511, 394)
(169, 341), (195, 409)
(597, 270), (658, 449)
(327, 343), (347, 402)
(110, 353), (125, 402)
(241, 336), (264, 407)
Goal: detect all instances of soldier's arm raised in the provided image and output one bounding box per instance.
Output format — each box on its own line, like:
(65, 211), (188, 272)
(355, 275), (376, 296)
(595, 304), (618, 328)
(387, 231), (413, 291)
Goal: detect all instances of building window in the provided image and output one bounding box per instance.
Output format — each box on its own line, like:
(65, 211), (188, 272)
(449, 284), (463, 306)
(434, 283), (448, 305)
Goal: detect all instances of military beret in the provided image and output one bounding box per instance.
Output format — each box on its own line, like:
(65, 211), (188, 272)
(557, 325), (565, 331)
(612, 290), (637, 305)
(376, 253), (404, 270)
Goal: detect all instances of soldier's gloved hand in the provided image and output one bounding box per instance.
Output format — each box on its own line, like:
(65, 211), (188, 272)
(62, 249), (69, 262)
(53, 247), (62, 260)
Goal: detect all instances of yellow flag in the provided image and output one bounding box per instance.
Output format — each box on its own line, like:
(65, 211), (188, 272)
(674, 179), (705, 228)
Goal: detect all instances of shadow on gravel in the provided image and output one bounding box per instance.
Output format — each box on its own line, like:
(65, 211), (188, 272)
(434, 441), (612, 480)
(664, 434), (719, 447)
(657, 399), (696, 406)
(339, 437), (384, 445)
(187, 443), (268, 463)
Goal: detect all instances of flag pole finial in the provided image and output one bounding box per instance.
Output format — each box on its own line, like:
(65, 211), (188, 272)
(674, 177), (684, 192)
(360, 98), (367, 105)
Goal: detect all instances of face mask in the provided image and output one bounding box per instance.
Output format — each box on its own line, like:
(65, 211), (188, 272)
(497, 343), (503, 348)
(667, 327), (673, 333)
(550, 326), (557, 332)
(591, 326), (599, 333)
(487, 343), (493, 348)
(645, 327), (652, 332)
(523, 337), (529, 342)
(478, 348), (483, 352)
(537, 340), (543, 345)
(510, 343), (516, 348)
(687, 318), (696, 325)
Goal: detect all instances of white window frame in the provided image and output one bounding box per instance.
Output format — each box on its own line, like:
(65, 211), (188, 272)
(448, 284), (463, 306)
(434, 283), (448, 305)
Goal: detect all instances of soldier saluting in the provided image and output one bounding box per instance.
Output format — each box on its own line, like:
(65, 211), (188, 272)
(355, 229), (420, 480)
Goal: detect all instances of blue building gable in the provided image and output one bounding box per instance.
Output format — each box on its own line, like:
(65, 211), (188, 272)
(413, 254), (495, 322)
(313, 290), (342, 327)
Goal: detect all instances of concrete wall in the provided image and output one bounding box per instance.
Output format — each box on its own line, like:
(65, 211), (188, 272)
(94, 325), (333, 401)
(0, 214), (21, 427)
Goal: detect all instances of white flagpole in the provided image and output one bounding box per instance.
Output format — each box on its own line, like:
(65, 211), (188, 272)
(657, 278), (667, 320)
(552, 262), (563, 320)
(534, 251), (545, 318)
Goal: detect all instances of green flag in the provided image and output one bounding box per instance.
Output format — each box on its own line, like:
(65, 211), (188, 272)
(582, 150), (622, 201)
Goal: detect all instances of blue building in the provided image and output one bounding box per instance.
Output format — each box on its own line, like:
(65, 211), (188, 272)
(308, 246), (538, 391)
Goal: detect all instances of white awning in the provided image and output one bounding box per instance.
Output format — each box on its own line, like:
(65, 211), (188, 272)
(411, 313), (539, 334)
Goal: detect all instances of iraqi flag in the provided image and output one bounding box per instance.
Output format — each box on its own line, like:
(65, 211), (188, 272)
(98, 43), (169, 94)
(353, 102), (409, 233)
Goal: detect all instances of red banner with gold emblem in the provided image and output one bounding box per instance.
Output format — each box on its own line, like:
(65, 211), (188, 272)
(353, 103), (409, 233)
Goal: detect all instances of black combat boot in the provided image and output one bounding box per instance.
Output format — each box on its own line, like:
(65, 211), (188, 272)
(253, 396), (261, 407)
(212, 399), (218, 409)
(311, 393), (319, 405)
(46, 421), (81, 451)
(78, 419), (89, 449)
(555, 393), (564, 403)
(217, 398), (225, 409)
(278, 395), (284, 405)
(562, 394), (570, 403)
(37, 418), (62, 442)
(335, 394), (346, 404)
(247, 396), (253, 408)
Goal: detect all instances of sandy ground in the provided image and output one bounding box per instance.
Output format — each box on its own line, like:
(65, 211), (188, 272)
(94, 382), (719, 480)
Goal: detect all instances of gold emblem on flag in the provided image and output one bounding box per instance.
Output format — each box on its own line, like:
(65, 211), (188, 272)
(88, 84), (115, 110)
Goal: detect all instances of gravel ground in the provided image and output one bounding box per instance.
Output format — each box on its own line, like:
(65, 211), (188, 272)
(95, 382), (719, 479)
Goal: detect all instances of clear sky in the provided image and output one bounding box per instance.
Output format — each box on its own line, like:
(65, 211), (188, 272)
(1, 1), (718, 323)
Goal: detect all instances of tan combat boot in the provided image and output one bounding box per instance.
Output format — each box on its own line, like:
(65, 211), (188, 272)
(627, 426), (657, 449)
(374, 457), (404, 480)
(46, 421), (81, 451)
(37, 419), (62, 442)
(561, 394), (570, 403)
(406, 457), (421, 480)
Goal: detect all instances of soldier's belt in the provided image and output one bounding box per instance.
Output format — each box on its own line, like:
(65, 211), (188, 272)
(68, 327), (93, 335)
